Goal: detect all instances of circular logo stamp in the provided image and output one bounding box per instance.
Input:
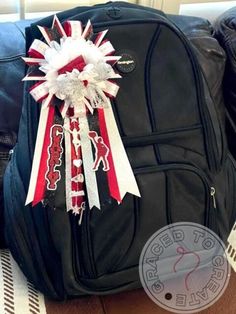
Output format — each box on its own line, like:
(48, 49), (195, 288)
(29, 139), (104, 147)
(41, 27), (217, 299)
(139, 222), (231, 313)
(116, 52), (136, 74)
(106, 6), (122, 20)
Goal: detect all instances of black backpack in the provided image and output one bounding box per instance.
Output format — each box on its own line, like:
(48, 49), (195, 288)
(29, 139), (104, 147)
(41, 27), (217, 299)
(214, 7), (236, 159)
(3, 2), (236, 299)
(0, 20), (32, 248)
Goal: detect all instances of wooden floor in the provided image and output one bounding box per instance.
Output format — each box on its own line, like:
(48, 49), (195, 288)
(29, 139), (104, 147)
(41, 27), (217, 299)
(45, 272), (236, 314)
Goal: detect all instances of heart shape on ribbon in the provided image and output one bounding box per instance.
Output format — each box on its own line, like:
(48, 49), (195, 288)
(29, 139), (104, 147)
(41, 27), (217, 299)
(73, 159), (83, 168)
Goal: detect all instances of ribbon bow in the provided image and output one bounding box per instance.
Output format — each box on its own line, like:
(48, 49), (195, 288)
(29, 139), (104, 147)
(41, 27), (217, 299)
(23, 16), (140, 223)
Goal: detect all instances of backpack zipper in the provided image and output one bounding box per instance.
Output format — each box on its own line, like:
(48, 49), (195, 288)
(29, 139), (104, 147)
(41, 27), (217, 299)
(135, 163), (216, 230)
(122, 125), (202, 147)
(210, 186), (216, 209)
(172, 27), (220, 172)
(80, 204), (97, 277)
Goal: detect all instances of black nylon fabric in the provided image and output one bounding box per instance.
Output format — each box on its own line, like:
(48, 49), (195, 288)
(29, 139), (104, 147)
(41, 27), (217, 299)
(214, 7), (236, 159)
(3, 2), (236, 299)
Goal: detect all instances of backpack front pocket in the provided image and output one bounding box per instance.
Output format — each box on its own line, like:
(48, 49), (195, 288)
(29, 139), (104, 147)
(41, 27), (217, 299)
(75, 163), (216, 283)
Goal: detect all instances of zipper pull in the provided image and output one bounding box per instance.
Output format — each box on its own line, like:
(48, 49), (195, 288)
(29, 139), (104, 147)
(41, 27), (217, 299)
(8, 149), (14, 161)
(210, 187), (216, 208)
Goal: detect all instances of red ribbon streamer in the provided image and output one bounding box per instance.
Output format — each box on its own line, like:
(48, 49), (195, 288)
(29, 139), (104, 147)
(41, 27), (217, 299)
(32, 105), (55, 206)
(70, 119), (85, 209)
(98, 108), (121, 203)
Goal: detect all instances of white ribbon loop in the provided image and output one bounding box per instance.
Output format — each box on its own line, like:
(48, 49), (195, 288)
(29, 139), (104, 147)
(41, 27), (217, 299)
(29, 39), (49, 58)
(53, 15), (67, 37)
(22, 57), (45, 66)
(30, 82), (48, 102)
(79, 113), (101, 209)
(81, 20), (92, 39)
(95, 30), (108, 47)
(99, 41), (115, 56)
(64, 21), (83, 39)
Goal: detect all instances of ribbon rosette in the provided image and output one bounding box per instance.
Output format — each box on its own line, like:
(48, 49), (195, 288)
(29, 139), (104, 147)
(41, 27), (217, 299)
(23, 16), (140, 223)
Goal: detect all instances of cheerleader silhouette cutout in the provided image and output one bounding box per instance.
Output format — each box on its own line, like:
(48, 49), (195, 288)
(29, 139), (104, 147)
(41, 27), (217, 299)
(64, 120), (81, 157)
(89, 131), (110, 171)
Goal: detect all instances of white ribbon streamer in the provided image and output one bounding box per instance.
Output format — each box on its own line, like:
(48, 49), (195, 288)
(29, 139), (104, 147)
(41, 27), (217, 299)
(104, 99), (141, 200)
(64, 117), (73, 212)
(25, 97), (51, 205)
(79, 109), (100, 209)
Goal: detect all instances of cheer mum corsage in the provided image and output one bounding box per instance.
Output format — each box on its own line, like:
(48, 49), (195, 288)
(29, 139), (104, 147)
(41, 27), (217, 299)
(23, 16), (140, 224)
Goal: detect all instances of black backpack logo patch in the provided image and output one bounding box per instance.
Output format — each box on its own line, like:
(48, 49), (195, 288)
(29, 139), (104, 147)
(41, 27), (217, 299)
(116, 52), (136, 73)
